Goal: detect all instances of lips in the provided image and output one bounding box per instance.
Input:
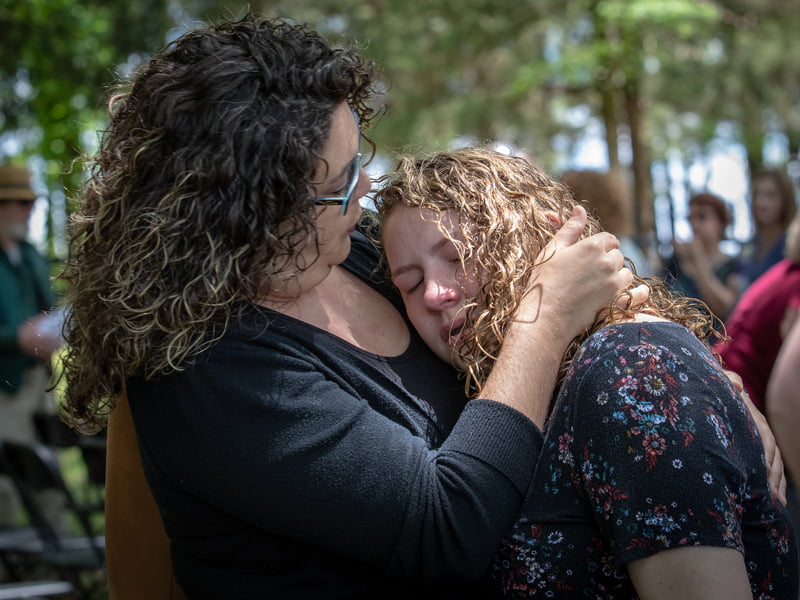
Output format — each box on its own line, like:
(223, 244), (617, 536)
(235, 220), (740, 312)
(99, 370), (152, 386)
(440, 317), (467, 345)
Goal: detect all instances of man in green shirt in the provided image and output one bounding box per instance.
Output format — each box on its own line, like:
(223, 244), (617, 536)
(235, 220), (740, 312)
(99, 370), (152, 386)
(0, 164), (62, 526)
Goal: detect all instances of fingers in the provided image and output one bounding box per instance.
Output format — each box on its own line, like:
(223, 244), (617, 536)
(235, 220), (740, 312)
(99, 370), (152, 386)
(551, 205), (587, 249)
(771, 445), (788, 506)
(617, 283), (651, 311)
(724, 369), (744, 393)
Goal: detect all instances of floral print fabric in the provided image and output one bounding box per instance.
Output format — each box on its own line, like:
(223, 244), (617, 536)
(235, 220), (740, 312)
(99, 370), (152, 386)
(489, 321), (798, 598)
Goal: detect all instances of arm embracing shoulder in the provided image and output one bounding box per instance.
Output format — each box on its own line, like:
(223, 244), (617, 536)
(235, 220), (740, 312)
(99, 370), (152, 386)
(133, 341), (542, 582)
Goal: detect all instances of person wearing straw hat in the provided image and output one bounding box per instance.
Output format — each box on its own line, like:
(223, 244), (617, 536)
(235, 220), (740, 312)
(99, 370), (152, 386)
(0, 164), (61, 526)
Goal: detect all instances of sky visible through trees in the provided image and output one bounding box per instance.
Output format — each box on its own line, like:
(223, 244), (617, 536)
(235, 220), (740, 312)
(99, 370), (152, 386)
(3, 0), (799, 260)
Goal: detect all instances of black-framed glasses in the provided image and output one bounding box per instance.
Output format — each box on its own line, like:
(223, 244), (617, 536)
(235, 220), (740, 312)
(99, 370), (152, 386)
(314, 151), (362, 215)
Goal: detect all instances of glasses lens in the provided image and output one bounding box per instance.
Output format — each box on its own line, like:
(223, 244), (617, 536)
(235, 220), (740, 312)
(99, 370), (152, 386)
(341, 153), (362, 215)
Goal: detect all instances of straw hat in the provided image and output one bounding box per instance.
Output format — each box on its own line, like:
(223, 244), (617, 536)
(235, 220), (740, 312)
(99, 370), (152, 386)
(0, 165), (36, 200)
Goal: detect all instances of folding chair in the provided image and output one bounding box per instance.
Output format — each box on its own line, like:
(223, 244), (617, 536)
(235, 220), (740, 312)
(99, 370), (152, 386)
(32, 415), (105, 514)
(0, 525), (43, 583)
(0, 580), (74, 599)
(0, 441), (104, 596)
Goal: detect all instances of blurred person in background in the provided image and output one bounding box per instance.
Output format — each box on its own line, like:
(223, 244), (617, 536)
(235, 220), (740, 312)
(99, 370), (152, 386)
(662, 192), (741, 323)
(740, 167), (797, 289)
(716, 211), (800, 413)
(0, 164), (63, 526)
(560, 168), (654, 277)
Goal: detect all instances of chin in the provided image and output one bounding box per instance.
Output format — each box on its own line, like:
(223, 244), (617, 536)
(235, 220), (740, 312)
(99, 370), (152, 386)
(328, 238), (352, 266)
(431, 345), (462, 370)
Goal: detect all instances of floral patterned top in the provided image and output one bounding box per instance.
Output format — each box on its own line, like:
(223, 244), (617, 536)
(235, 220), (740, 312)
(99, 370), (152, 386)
(488, 321), (798, 599)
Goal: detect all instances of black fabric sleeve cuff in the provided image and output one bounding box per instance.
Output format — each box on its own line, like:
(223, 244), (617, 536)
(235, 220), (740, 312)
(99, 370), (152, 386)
(441, 398), (543, 495)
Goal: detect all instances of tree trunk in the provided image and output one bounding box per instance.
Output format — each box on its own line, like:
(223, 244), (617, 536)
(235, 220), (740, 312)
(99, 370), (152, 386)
(601, 86), (619, 172)
(624, 76), (653, 240)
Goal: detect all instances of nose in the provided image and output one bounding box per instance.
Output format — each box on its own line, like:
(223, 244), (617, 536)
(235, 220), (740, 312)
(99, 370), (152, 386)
(353, 168), (370, 203)
(422, 278), (460, 311)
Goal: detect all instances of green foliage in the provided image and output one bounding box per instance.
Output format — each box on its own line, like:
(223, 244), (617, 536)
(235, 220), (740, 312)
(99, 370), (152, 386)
(2, 0), (799, 246)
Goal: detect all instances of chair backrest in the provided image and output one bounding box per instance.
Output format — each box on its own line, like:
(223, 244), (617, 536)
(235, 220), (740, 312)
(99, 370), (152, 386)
(29, 413), (106, 517)
(0, 439), (100, 562)
(105, 391), (187, 600)
(0, 441), (66, 547)
(0, 580), (75, 600)
(32, 414), (81, 448)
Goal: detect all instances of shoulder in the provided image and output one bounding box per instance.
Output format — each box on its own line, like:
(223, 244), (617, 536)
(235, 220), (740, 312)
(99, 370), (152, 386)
(573, 320), (708, 366)
(561, 320), (729, 407)
(19, 241), (48, 265)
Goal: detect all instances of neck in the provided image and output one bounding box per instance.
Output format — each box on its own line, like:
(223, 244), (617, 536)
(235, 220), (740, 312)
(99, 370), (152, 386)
(256, 262), (337, 313)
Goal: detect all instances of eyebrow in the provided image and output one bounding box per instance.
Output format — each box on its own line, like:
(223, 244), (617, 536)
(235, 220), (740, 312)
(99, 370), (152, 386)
(390, 237), (451, 277)
(319, 150), (357, 194)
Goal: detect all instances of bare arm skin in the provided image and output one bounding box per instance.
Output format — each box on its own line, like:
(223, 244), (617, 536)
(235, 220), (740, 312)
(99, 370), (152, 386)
(16, 314), (63, 362)
(627, 546), (753, 600)
(767, 316), (800, 483)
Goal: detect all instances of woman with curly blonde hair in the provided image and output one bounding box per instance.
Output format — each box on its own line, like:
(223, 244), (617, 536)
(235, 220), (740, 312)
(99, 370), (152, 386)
(377, 146), (798, 599)
(59, 14), (642, 600)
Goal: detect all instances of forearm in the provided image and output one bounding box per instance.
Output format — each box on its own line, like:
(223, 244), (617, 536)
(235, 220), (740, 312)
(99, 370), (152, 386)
(481, 309), (565, 427)
(132, 355), (542, 582)
(480, 213), (631, 427)
(693, 273), (737, 319)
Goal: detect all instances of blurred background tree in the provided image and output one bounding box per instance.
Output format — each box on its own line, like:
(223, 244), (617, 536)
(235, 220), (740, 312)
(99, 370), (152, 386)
(2, 0), (798, 260)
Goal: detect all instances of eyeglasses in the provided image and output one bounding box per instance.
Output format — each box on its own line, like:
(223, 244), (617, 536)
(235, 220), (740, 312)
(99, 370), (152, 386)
(314, 109), (362, 215)
(0, 199), (35, 208)
(314, 151), (362, 215)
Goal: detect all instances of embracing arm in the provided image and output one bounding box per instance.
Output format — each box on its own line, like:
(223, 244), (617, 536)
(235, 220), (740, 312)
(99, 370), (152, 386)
(131, 345), (542, 582)
(482, 206), (638, 427)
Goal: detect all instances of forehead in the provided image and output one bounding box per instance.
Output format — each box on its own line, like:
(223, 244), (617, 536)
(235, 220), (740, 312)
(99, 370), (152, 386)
(384, 204), (460, 239)
(754, 177), (780, 194)
(327, 104), (358, 147)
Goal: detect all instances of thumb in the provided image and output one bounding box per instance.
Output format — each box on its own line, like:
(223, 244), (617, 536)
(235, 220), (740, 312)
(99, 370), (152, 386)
(551, 205), (587, 249)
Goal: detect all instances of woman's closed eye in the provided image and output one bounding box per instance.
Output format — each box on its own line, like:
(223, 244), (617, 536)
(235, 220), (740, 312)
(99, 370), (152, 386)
(396, 277), (422, 295)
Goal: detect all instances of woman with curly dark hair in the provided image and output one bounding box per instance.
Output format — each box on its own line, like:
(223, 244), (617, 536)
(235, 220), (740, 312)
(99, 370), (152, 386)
(377, 146), (798, 599)
(60, 14), (641, 600)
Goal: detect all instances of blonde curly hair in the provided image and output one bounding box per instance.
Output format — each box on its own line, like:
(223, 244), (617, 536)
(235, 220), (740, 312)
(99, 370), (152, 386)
(374, 146), (721, 397)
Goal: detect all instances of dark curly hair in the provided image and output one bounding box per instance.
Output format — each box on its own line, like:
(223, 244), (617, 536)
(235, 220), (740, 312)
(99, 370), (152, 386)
(61, 14), (378, 431)
(375, 147), (722, 397)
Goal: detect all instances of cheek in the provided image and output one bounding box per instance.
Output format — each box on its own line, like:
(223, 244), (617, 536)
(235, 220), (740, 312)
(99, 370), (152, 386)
(407, 306), (442, 350)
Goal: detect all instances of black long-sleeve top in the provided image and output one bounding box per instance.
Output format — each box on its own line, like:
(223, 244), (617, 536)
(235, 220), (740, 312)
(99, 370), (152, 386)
(128, 228), (543, 599)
